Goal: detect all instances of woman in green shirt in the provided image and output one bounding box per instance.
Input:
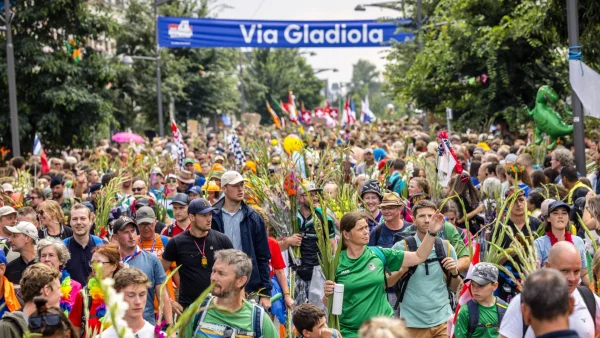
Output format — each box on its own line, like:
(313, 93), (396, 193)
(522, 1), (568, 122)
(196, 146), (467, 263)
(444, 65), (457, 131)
(323, 210), (446, 338)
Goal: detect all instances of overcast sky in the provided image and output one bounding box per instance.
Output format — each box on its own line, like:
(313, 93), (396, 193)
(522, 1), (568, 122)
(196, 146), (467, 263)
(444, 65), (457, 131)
(219, 0), (402, 86)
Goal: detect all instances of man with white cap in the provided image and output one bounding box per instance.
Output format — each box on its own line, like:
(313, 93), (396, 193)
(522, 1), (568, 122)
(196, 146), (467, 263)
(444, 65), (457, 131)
(4, 222), (38, 285)
(211, 171), (272, 310)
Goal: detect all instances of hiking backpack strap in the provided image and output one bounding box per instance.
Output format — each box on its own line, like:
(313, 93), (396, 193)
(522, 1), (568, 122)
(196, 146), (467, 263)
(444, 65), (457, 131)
(496, 298), (508, 324)
(374, 225), (384, 246)
(466, 300), (480, 338)
(395, 236), (419, 307)
(192, 296), (214, 334)
(166, 224), (174, 237)
(368, 246), (389, 288)
(251, 303), (264, 338)
(577, 285), (597, 321)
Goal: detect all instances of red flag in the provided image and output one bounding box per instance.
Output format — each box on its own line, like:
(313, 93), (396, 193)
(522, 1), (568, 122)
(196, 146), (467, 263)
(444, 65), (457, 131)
(33, 135), (50, 174)
(449, 242), (480, 337)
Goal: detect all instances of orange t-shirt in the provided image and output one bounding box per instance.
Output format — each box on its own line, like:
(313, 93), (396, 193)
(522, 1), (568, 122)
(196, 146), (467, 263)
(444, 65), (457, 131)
(140, 234), (176, 312)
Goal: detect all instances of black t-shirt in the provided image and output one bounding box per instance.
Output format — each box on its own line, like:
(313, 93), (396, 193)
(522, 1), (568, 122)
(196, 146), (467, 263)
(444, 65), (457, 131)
(38, 225), (74, 240)
(500, 216), (541, 270)
(162, 229), (233, 307)
(6, 256), (34, 285)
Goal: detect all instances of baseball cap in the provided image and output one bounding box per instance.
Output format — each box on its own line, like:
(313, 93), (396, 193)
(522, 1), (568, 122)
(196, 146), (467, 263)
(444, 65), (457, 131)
(81, 201), (95, 214)
(112, 216), (138, 234)
(171, 193), (189, 206)
(548, 200), (572, 215)
(4, 222), (39, 241)
(364, 148), (374, 154)
(221, 171), (247, 188)
(187, 186), (202, 195)
(89, 183), (102, 193)
(183, 158), (195, 166)
(1, 183), (14, 193)
(188, 198), (215, 215)
(465, 262), (499, 285)
(150, 167), (164, 177)
(301, 182), (323, 194)
(0, 206), (17, 218)
(136, 206), (156, 224)
(213, 155), (225, 163)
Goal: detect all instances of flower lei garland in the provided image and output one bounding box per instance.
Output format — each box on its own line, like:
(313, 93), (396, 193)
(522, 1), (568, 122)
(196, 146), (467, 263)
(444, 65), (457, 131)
(59, 270), (74, 315)
(547, 230), (573, 245)
(505, 163), (525, 176)
(88, 278), (107, 322)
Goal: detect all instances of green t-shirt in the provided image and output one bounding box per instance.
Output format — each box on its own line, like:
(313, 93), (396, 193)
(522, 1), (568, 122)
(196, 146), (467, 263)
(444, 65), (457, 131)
(335, 246), (405, 338)
(454, 301), (501, 338)
(184, 299), (278, 338)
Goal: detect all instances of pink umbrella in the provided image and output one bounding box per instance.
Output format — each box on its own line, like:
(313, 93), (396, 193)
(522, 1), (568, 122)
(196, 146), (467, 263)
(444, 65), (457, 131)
(112, 132), (145, 144)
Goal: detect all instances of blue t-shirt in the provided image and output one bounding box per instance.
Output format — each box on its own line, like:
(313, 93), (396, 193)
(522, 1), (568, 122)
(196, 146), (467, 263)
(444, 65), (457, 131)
(368, 222), (413, 248)
(0, 296), (7, 318)
(534, 235), (587, 269)
(127, 250), (167, 324)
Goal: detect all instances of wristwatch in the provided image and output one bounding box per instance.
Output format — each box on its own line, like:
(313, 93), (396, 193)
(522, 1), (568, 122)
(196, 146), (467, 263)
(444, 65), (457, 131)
(450, 272), (460, 279)
(427, 230), (438, 237)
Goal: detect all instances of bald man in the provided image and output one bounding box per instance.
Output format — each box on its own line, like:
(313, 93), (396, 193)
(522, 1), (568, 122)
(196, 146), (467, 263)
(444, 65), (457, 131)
(499, 242), (600, 338)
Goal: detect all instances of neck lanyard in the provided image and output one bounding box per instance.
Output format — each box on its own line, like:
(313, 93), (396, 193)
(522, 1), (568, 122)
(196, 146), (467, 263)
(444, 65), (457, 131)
(122, 246), (141, 264)
(193, 236), (208, 268)
(140, 235), (157, 253)
(44, 224), (63, 238)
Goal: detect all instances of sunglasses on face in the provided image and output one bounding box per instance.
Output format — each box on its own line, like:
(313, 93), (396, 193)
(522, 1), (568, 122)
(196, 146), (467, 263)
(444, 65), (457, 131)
(29, 313), (62, 329)
(167, 179), (177, 183)
(132, 187), (144, 192)
(37, 210), (45, 216)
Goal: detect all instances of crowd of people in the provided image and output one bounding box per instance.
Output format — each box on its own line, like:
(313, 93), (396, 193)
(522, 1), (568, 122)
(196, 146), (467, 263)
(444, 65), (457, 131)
(0, 117), (599, 338)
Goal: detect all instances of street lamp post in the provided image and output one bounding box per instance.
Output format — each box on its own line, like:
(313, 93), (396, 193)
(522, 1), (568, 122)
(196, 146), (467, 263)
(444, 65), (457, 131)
(153, 0), (171, 137)
(313, 68), (338, 75)
(3, 0), (20, 156)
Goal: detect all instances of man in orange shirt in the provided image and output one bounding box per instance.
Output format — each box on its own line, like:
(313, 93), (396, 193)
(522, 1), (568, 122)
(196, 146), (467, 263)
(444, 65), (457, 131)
(136, 206), (176, 316)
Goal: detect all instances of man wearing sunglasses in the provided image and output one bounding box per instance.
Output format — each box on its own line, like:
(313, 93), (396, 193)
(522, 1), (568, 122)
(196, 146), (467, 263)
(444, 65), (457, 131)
(0, 263), (61, 337)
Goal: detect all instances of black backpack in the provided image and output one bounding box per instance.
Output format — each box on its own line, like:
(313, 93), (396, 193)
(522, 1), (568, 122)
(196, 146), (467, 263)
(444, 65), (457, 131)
(392, 234), (451, 309)
(466, 298), (508, 337)
(521, 285), (596, 337)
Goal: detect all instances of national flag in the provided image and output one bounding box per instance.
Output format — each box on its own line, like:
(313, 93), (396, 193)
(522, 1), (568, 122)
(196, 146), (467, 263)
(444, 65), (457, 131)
(227, 133), (246, 168)
(33, 135), (50, 174)
(350, 100), (357, 123)
(361, 96), (376, 123)
(266, 101), (282, 129)
(437, 134), (459, 187)
(341, 97), (355, 126)
(449, 243), (480, 337)
(171, 120), (185, 169)
(300, 102), (312, 125)
(286, 91), (299, 123)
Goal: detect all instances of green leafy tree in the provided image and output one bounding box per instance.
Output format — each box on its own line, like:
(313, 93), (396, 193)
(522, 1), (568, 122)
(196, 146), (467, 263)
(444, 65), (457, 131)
(385, 0), (600, 132)
(241, 49), (324, 123)
(116, 0), (240, 133)
(0, 0), (123, 151)
(347, 59), (389, 116)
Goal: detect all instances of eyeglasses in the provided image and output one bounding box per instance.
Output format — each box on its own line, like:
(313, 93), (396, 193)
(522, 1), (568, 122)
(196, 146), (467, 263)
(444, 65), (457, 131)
(132, 187), (144, 192)
(89, 261), (110, 267)
(37, 210), (45, 216)
(167, 179), (177, 183)
(29, 313), (61, 329)
(138, 223), (154, 228)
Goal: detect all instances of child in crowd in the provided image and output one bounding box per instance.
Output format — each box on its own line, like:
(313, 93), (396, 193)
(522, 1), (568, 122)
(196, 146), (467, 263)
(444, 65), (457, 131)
(293, 304), (342, 338)
(454, 263), (507, 338)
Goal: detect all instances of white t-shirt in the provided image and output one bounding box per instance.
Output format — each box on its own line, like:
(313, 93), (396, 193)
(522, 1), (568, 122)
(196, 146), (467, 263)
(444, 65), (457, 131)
(100, 321), (155, 338)
(499, 289), (600, 338)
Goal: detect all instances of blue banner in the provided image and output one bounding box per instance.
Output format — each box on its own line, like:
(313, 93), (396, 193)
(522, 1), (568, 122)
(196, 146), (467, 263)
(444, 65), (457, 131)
(158, 17), (415, 48)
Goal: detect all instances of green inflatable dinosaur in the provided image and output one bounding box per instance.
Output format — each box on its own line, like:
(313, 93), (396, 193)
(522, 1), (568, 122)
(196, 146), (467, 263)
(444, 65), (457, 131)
(525, 85), (573, 150)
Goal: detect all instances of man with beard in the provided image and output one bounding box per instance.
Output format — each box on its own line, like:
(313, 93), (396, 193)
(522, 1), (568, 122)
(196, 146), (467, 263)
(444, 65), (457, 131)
(63, 203), (106, 285)
(161, 199), (232, 315)
(497, 188), (541, 302)
(50, 175), (74, 219)
(183, 249), (277, 338)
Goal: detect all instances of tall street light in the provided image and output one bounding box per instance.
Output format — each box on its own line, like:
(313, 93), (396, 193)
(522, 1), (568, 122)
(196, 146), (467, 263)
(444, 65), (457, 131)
(2, 0), (20, 156)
